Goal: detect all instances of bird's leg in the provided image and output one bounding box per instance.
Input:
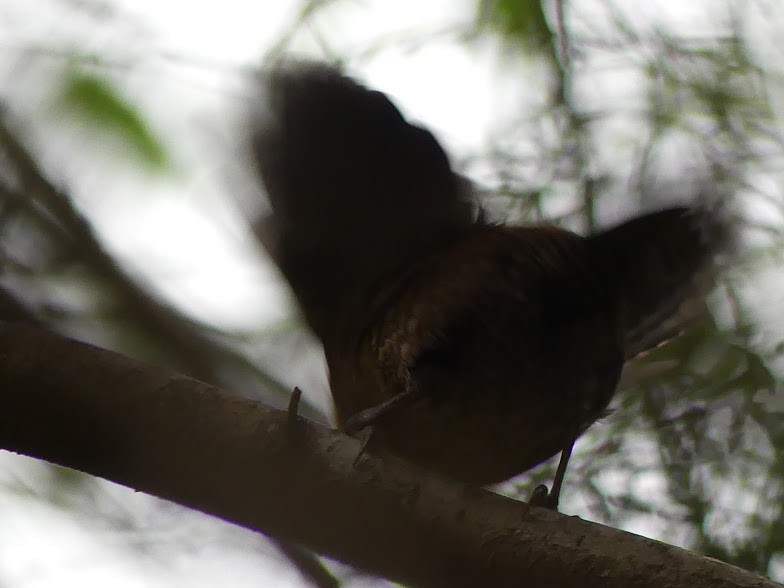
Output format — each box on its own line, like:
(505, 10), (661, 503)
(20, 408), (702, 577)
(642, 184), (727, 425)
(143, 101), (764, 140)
(352, 425), (377, 467)
(285, 386), (306, 441)
(287, 386), (303, 425)
(342, 388), (416, 434)
(343, 387), (417, 466)
(529, 438), (575, 511)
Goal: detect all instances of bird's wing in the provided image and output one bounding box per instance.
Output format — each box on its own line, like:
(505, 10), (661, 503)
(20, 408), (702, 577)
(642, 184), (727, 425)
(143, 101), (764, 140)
(251, 61), (475, 342)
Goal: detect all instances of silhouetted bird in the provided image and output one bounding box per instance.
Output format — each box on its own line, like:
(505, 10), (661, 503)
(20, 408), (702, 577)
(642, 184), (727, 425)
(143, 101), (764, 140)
(251, 61), (723, 508)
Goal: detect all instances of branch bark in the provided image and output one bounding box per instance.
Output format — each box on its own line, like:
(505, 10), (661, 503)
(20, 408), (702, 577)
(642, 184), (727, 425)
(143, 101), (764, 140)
(0, 115), (333, 586)
(0, 323), (775, 588)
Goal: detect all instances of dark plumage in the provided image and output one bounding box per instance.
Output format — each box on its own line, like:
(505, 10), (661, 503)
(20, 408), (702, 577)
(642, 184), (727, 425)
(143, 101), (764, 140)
(251, 61), (723, 504)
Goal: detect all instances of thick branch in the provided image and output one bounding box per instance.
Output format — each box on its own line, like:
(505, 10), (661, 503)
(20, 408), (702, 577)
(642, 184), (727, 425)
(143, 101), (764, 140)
(0, 323), (774, 588)
(0, 115), (332, 584)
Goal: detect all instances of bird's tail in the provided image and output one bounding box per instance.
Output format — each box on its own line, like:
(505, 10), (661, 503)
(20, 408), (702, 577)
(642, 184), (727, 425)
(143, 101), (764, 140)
(587, 206), (728, 359)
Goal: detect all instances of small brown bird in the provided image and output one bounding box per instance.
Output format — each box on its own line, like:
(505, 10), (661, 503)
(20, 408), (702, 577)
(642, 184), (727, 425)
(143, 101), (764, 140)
(251, 62), (722, 507)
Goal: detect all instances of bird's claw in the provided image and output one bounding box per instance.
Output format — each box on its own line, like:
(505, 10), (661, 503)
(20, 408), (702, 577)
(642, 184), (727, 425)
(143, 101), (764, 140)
(529, 484), (559, 510)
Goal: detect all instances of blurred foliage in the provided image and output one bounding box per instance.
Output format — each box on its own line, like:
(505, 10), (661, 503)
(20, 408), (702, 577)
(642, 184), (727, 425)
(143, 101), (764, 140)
(476, 0), (553, 54)
(1, 0), (784, 585)
(472, 0), (784, 580)
(54, 70), (168, 170)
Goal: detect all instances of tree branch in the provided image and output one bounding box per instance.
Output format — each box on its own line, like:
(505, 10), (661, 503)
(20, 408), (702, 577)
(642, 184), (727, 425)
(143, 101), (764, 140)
(0, 323), (774, 587)
(0, 114), (334, 585)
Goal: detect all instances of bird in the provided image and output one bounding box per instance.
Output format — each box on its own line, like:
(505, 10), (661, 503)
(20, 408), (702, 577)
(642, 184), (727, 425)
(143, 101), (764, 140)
(250, 61), (723, 508)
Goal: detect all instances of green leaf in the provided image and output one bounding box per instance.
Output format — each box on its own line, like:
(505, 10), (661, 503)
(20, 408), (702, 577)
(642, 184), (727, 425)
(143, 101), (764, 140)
(476, 0), (553, 52)
(55, 70), (169, 170)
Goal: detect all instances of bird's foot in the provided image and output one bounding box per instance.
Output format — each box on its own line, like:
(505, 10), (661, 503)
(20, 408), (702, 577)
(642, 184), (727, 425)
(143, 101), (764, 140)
(527, 438), (576, 511)
(285, 386), (305, 440)
(528, 484), (559, 510)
